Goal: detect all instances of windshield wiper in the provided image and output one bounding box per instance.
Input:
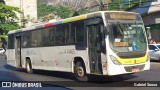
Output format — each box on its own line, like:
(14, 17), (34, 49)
(117, 22), (124, 36)
(117, 22), (136, 52)
(117, 22), (132, 41)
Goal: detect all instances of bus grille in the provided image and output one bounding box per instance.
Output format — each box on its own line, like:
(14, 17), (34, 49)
(117, 52), (146, 59)
(124, 64), (145, 72)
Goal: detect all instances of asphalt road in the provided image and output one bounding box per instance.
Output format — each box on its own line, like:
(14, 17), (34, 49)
(0, 55), (160, 90)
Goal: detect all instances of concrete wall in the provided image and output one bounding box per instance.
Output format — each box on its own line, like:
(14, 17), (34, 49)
(4, 0), (37, 27)
(143, 12), (160, 26)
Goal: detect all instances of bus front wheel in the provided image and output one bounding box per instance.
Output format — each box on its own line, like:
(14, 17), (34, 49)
(26, 59), (33, 74)
(74, 61), (88, 81)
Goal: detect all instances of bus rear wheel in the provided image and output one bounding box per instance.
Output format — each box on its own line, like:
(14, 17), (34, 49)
(26, 59), (33, 74)
(74, 61), (88, 81)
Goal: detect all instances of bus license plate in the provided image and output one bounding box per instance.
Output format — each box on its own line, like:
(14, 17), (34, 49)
(132, 67), (139, 73)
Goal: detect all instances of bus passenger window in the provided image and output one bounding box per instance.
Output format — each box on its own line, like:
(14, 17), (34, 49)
(8, 34), (15, 49)
(55, 25), (65, 45)
(70, 23), (76, 44)
(76, 21), (85, 43)
(42, 27), (55, 46)
(31, 30), (42, 47)
(22, 31), (31, 48)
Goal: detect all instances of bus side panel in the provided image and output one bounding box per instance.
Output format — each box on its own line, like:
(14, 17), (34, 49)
(21, 48), (42, 69)
(41, 45), (89, 73)
(42, 46), (75, 72)
(57, 46), (75, 72)
(7, 49), (16, 67)
(41, 46), (60, 71)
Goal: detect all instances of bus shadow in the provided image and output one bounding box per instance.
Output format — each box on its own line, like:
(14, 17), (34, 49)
(4, 64), (138, 82)
(4, 64), (25, 72)
(4, 64), (75, 80)
(32, 69), (138, 83)
(4, 65), (138, 87)
(33, 69), (76, 81)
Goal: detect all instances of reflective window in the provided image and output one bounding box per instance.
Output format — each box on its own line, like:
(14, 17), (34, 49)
(22, 31), (31, 48)
(42, 27), (55, 46)
(109, 22), (147, 52)
(71, 21), (85, 43)
(8, 34), (15, 49)
(31, 30), (42, 47)
(55, 25), (65, 45)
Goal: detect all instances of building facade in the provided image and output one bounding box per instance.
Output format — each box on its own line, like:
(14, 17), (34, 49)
(4, 0), (38, 27)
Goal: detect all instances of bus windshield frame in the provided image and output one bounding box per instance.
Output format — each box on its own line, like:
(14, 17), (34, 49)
(105, 12), (147, 54)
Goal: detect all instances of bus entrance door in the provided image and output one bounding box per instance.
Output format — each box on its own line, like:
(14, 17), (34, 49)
(88, 25), (102, 74)
(15, 36), (22, 68)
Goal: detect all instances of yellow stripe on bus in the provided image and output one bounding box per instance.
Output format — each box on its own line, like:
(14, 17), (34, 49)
(116, 53), (148, 65)
(62, 15), (86, 23)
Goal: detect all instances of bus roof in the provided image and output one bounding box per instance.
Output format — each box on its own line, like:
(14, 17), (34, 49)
(8, 11), (139, 34)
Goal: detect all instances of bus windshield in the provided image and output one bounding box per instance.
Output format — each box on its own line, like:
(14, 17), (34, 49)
(109, 22), (147, 53)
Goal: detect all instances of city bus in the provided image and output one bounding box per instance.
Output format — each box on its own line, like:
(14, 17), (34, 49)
(7, 11), (150, 81)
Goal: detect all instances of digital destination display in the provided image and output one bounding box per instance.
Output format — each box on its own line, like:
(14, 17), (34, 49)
(109, 13), (135, 20)
(105, 12), (140, 20)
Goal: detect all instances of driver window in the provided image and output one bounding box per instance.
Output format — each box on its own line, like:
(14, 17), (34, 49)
(113, 25), (123, 42)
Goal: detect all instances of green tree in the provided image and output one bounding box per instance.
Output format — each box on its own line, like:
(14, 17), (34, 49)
(54, 5), (73, 19)
(0, 2), (20, 39)
(37, 4), (74, 21)
(37, 4), (54, 18)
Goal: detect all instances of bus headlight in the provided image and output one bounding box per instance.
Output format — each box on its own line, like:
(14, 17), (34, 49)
(110, 55), (121, 65)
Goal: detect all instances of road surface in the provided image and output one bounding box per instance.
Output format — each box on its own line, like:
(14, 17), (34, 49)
(0, 55), (160, 90)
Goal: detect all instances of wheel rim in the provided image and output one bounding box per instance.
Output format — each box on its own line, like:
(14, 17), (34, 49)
(77, 66), (84, 77)
(26, 62), (30, 72)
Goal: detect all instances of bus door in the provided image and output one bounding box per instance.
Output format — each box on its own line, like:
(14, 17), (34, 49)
(15, 35), (22, 67)
(87, 24), (103, 74)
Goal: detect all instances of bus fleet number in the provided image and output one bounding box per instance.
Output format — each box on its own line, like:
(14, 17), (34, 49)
(64, 49), (75, 54)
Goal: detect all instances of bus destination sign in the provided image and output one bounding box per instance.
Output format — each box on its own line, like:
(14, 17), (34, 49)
(108, 13), (136, 20)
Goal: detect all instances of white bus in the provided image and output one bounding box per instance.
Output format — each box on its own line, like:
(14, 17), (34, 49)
(7, 11), (150, 81)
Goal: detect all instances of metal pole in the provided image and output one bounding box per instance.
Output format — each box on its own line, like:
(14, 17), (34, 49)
(129, 0), (130, 7)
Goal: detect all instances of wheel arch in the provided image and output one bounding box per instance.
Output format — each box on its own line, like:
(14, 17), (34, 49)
(72, 56), (89, 74)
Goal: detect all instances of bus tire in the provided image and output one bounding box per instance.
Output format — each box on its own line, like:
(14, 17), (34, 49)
(26, 59), (33, 74)
(74, 61), (88, 81)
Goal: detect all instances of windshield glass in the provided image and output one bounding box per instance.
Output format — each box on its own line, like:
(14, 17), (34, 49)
(109, 22), (147, 53)
(156, 45), (160, 49)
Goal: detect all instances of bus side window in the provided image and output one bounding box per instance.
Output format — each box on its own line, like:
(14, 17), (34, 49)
(70, 23), (76, 44)
(55, 25), (65, 45)
(76, 21), (85, 43)
(70, 21), (85, 44)
(31, 30), (42, 47)
(8, 34), (15, 49)
(42, 28), (49, 46)
(49, 27), (55, 45)
(63, 24), (69, 44)
(42, 27), (55, 46)
(22, 31), (31, 48)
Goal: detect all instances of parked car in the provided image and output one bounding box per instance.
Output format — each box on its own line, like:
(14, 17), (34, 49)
(148, 44), (160, 61)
